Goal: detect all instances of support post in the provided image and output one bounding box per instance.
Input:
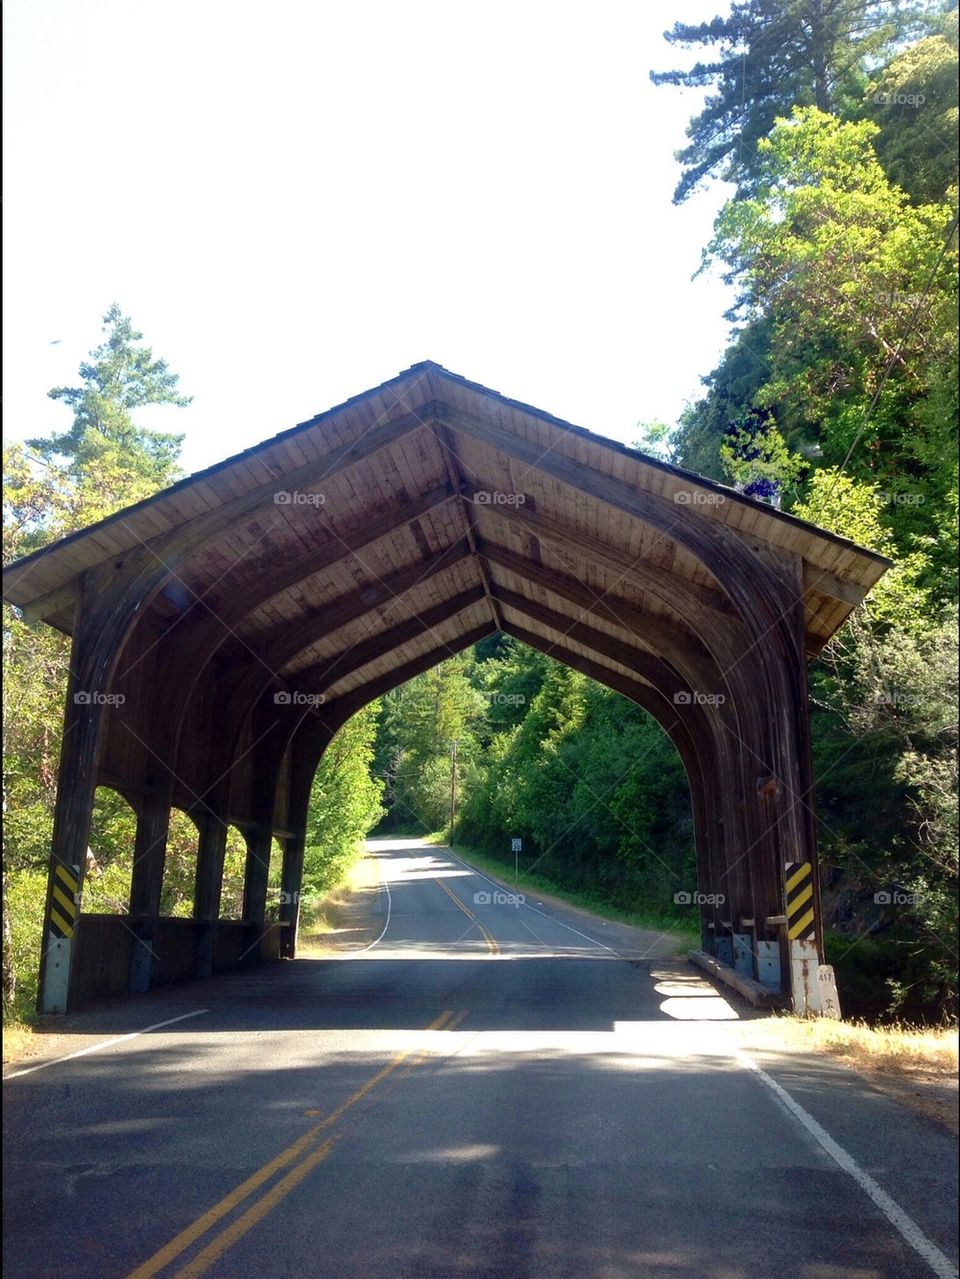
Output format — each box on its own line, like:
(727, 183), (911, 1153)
(37, 612), (107, 1013)
(193, 812), (228, 978)
(279, 832), (306, 959)
(241, 824), (273, 966)
(128, 790), (171, 993)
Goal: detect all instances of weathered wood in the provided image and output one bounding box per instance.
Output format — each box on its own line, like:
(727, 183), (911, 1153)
(19, 581), (80, 625)
(278, 727), (333, 957)
(459, 484), (734, 621)
(36, 584), (112, 1012)
(444, 403), (766, 609)
(803, 561), (866, 608)
(438, 426), (503, 633)
(122, 481), (458, 681)
(226, 540), (475, 699)
(127, 793), (171, 993)
(325, 621), (498, 721)
(477, 536), (711, 667)
(193, 813), (229, 978)
(288, 585), (487, 696)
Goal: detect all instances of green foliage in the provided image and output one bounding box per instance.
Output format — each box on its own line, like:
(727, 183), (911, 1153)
(379, 649), (701, 924)
(634, 419), (675, 462)
(373, 652), (487, 833)
(302, 705), (385, 908)
(3, 869), (47, 1023)
(30, 304), (189, 520)
(672, 318), (775, 479)
(719, 410), (806, 503)
(864, 9), (960, 204)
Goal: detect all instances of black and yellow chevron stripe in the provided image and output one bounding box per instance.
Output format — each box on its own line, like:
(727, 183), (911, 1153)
(784, 861), (815, 940)
(49, 863), (79, 940)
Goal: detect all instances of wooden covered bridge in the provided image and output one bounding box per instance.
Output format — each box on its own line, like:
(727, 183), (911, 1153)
(3, 363), (889, 1013)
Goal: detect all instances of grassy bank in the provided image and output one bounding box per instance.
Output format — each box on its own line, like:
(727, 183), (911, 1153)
(745, 1016), (959, 1131)
(427, 833), (699, 955)
(750, 1014), (958, 1071)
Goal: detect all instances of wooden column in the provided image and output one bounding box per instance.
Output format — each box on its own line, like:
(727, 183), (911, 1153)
(128, 787), (171, 992)
(193, 812), (228, 978)
(241, 824), (273, 968)
(37, 588), (115, 1013)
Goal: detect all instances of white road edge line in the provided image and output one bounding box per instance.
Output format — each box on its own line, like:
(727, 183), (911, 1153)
(357, 858), (392, 952)
(443, 846), (620, 957)
(736, 1048), (959, 1279)
(3, 1008), (210, 1081)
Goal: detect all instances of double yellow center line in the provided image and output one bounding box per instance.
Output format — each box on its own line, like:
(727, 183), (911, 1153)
(433, 876), (500, 954)
(127, 1009), (465, 1279)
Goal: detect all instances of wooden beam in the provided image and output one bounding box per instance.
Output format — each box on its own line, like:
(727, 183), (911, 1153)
(147, 403), (443, 568)
(435, 423), (504, 633)
(460, 485), (733, 621)
(803, 562), (865, 609)
(20, 581), (81, 625)
(476, 536), (704, 659)
(493, 586), (682, 694)
(122, 482), (458, 672)
(282, 585), (488, 696)
(227, 538), (475, 687)
(444, 404), (744, 574)
(323, 621), (497, 719)
(5, 401), (446, 617)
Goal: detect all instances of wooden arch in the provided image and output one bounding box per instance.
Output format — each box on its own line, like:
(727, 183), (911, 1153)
(2, 363), (889, 1011)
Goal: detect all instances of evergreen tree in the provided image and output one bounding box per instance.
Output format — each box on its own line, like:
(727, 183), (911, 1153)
(651, 0), (930, 203)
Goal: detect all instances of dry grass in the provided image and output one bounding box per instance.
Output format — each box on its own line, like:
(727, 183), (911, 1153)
(2, 1020), (36, 1064)
(752, 1016), (958, 1076)
(296, 856), (380, 954)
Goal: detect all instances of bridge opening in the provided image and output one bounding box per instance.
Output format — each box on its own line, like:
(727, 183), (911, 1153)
(361, 639), (696, 937)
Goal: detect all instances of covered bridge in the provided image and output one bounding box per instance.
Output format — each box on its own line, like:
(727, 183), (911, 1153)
(2, 363), (890, 1013)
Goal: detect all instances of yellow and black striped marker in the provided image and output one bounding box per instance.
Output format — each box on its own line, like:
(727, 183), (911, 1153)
(49, 862), (79, 940)
(784, 861), (815, 940)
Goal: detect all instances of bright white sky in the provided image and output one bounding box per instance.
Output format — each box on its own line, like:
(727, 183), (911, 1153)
(4, 0), (734, 477)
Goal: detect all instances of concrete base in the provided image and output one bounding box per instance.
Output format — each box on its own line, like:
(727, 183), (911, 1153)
(790, 938), (827, 1015)
(688, 949), (785, 1009)
(732, 933), (753, 977)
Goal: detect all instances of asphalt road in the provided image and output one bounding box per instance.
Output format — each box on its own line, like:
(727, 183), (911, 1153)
(3, 837), (957, 1279)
